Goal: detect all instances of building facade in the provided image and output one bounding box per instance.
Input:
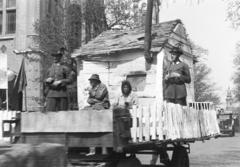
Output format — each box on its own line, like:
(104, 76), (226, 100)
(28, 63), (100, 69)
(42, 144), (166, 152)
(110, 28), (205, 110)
(0, 0), (43, 111)
(2, 0), (105, 111)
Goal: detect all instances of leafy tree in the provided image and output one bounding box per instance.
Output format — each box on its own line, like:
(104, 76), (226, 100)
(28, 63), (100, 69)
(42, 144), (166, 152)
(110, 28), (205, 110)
(226, 0), (240, 29)
(192, 43), (221, 104)
(105, 0), (135, 29)
(225, 1), (240, 100)
(194, 63), (220, 104)
(34, 1), (107, 73)
(104, 0), (160, 29)
(34, 1), (82, 71)
(84, 0), (107, 41)
(232, 43), (240, 100)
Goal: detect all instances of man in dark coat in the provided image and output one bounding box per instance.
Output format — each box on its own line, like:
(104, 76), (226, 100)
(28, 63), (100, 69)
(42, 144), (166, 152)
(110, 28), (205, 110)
(164, 46), (191, 106)
(45, 53), (74, 111)
(87, 74), (110, 110)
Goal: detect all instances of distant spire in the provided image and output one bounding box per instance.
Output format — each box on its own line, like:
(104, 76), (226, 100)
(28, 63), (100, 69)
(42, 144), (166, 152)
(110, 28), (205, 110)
(226, 87), (233, 111)
(226, 87), (232, 98)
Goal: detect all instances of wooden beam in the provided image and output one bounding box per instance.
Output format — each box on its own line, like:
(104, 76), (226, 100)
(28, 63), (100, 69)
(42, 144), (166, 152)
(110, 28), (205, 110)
(144, 0), (154, 64)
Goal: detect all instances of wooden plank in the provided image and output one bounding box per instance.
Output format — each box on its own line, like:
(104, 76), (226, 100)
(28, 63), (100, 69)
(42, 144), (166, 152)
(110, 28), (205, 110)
(155, 102), (160, 139)
(21, 110), (113, 133)
(138, 106), (143, 142)
(144, 106), (150, 141)
(130, 106), (137, 142)
(142, 106), (146, 141)
(22, 133), (66, 145)
(67, 133), (113, 147)
(157, 103), (163, 140)
(22, 132), (113, 148)
(150, 103), (156, 140)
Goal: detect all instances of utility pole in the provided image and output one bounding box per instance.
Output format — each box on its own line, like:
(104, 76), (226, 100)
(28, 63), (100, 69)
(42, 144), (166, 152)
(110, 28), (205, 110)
(144, 0), (153, 64)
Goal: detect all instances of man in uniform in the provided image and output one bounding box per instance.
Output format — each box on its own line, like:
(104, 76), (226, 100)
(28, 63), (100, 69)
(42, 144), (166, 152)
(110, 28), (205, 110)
(45, 53), (74, 111)
(151, 46), (191, 166)
(164, 46), (191, 106)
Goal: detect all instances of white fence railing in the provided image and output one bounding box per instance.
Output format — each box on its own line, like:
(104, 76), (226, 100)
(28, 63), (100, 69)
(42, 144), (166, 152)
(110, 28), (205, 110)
(130, 102), (220, 143)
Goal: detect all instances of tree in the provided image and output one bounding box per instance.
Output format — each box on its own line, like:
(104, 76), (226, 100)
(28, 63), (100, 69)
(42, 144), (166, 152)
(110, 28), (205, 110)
(226, 0), (240, 29)
(34, 1), (82, 70)
(104, 0), (160, 29)
(225, 1), (240, 100)
(232, 43), (240, 100)
(192, 43), (221, 104)
(35, 1), (106, 55)
(105, 0), (139, 29)
(194, 63), (220, 104)
(34, 0), (107, 72)
(84, 0), (107, 41)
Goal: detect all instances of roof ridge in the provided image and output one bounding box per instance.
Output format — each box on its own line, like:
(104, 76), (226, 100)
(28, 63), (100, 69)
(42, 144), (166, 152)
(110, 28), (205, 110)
(157, 19), (182, 50)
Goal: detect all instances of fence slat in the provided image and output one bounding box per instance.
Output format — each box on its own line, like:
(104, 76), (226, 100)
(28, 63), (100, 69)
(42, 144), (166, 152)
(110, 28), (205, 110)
(150, 102), (156, 140)
(138, 106), (143, 142)
(130, 106), (137, 142)
(144, 106), (150, 141)
(157, 102), (163, 140)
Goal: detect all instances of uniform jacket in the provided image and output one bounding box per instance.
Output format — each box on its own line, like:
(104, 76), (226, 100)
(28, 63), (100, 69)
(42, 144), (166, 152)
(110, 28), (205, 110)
(46, 63), (73, 97)
(164, 61), (191, 99)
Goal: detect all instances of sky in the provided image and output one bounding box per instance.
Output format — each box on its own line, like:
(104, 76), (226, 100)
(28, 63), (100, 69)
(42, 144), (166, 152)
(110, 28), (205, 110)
(158, 0), (240, 103)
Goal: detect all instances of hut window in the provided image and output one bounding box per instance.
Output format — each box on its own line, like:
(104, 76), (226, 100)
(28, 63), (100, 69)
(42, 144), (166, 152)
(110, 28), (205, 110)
(126, 73), (146, 92)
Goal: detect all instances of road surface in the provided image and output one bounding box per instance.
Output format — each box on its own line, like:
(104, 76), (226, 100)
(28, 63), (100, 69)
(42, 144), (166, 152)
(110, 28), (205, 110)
(69, 133), (240, 166)
(190, 133), (240, 167)
(138, 133), (240, 166)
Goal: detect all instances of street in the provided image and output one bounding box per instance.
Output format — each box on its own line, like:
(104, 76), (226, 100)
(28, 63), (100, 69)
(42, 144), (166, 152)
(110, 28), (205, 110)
(190, 133), (240, 167)
(137, 133), (240, 166)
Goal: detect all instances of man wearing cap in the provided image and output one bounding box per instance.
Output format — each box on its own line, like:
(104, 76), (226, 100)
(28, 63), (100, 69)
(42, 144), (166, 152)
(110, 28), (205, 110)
(87, 74), (110, 110)
(45, 53), (74, 111)
(163, 46), (191, 106)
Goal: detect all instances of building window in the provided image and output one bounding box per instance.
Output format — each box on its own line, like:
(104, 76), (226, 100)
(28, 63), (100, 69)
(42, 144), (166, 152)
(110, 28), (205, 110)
(127, 73), (146, 92)
(6, 0), (15, 8)
(6, 10), (15, 34)
(0, 12), (3, 34)
(0, 0), (16, 35)
(0, 0), (3, 9)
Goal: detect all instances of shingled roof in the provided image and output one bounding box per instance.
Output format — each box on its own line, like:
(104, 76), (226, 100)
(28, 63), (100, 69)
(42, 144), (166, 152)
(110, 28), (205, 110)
(72, 19), (182, 58)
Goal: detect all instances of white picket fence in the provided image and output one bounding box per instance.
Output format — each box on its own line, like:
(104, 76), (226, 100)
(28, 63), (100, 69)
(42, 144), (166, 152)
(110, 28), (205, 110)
(0, 110), (18, 141)
(0, 102), (220, 143)
(130, 102), (220, 143)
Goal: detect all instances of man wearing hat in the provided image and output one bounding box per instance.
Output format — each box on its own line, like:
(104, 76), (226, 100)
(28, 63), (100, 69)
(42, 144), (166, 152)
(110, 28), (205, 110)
(87, 74), (110, 110)
(45, 53), (74, 111)
(163, 46), (191, 106)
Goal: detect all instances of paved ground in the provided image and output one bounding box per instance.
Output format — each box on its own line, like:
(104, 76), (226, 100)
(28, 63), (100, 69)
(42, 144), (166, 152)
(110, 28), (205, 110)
(189, 133), (240, 167)
(137, 133), (240, 166)
(68, 133), (240, 167)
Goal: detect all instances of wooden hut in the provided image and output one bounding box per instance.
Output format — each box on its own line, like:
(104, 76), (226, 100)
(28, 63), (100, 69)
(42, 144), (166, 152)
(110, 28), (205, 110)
(72, 19), (195, 109)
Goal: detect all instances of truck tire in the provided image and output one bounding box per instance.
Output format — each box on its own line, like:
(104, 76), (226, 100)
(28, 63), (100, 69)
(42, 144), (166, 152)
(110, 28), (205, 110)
(171, 146), (189, 167)
(231, 129), (235, 137)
